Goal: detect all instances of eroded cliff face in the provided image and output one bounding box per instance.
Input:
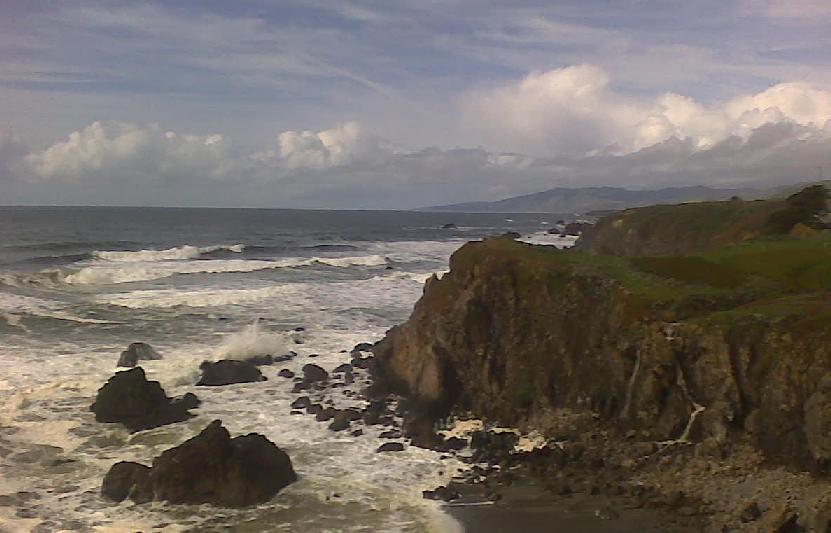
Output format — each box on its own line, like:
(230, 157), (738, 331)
(373, 237), (831, 470)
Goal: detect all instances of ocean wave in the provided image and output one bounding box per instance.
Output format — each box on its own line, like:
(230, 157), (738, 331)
(4, 254), (390, 287)
(97, 284), (304, 308)
(91, 243), (245, 262)
(99, 268), (430, 310)
(0, 292), (116, 324)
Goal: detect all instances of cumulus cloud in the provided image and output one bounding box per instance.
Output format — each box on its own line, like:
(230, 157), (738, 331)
(274, 122), (379, 169)
(25, 121), (235, 182)
(4, 73), (831, 209)
(463, 65), (831, 156)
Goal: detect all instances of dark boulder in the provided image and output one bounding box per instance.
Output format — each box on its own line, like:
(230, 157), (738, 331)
(302, 364), (328, 383)
(441, 223), (457, 230)
(377, 442), (405, 452)
(353, 342), (373, 352)
(329, 418), (350, 432)
(90, 367), (196, 432)
(197, 360), (265, 386)
(290, 396), (311, 410)
(329, 409), (361, 431)
(332, 363), (353, 374)
(315, 407), (337, 422)
(116, 342), (162, 368)
(149, 420), (296, 507)
(101, 461), (152, 503)
(278, 369), (295, 379)
(172, 392), (201, 411)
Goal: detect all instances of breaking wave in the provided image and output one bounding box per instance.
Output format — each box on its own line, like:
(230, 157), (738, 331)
(91, 243), (245, 262)
(3, 254), (390, 287)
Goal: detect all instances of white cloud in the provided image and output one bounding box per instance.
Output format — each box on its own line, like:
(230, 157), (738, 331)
(4, 96), (831, 209)
(463, 65), (831, 157)
(25, 121), (234, 182)
(276, 122), (378, 169)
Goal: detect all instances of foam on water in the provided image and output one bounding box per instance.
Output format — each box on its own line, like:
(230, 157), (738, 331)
(91, 243), (245, 262)
(63, 254), (389, 286)
(0, 224), (538, 531)
(213, 321), (291, 360)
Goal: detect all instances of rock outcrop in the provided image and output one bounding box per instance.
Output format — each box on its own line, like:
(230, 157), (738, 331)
(373, 234), (831, 471)
(90, 367), (198, 432)
(197, 360), (265, 386)
(101, 420), (296, 507)
(116, 342), (162, 368)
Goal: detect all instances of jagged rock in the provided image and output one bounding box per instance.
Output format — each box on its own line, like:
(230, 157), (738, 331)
(172, 392), (201, 411)
(371, 234), (831, 470)
(90, 367), (196, 432)
(116, 342), (162, 368)
(197, 360), (265, 386)
(148, 420), (296, 507)
(278, 369), (295, 379)
(377, 442), (404, 452)
(290, 396), (311, 409)
(101, 461), (152, 503)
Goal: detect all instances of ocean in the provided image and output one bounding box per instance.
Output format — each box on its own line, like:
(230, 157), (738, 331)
(0, 206), (572, 532)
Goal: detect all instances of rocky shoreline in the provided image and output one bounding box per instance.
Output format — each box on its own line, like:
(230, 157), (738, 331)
(368, 187), (831, 531)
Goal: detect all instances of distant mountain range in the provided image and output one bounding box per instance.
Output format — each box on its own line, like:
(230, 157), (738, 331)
(421, 186), (769, 214)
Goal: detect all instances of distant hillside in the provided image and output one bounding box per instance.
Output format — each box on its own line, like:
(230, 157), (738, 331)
(422, 186), (764, 214)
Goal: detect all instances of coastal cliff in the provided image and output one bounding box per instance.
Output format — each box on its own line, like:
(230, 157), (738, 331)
(374, 186), (831, 474)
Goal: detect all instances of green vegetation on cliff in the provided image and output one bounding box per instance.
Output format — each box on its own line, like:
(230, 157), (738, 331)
(577, 183), (829, 256)
(374, 185), (831, 472)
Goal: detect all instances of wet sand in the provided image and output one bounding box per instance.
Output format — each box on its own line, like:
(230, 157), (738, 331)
(445, 475), (692, 533)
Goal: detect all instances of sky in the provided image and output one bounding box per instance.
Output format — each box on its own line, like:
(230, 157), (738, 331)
(1, 0), (831, 208)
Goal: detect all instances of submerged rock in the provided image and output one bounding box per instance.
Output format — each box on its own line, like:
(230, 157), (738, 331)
(197, 360), (265, 386)
(103, 420), (296, 507)
(90, 367), (197, 432)
(116, 342), (162, 368)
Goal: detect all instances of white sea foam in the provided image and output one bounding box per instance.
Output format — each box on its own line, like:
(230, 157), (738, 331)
(213, 321), (291, 359)
(0, 234), (480, 531)
(92, 243), (244, 262)
(0, 292), (115, 324)
(63, 254), (389, 285)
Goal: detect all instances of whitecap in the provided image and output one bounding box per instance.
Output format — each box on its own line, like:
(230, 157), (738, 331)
(91, 243), (244, 262)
